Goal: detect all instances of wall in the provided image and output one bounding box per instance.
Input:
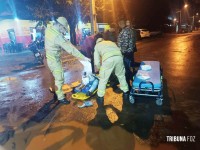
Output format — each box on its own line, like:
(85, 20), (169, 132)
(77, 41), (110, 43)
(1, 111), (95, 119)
(0, 19), (37, 53)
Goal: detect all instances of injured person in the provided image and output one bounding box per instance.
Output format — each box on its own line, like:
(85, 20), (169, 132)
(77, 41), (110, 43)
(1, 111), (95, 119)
(74, 72), (99, 96)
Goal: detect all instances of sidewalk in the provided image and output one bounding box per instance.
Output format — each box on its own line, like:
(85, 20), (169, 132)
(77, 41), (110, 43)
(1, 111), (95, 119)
(0, 50), (35, 76)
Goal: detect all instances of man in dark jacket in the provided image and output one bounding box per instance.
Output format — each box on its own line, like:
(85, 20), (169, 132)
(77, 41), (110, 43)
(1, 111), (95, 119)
(117, 20), (134, 90)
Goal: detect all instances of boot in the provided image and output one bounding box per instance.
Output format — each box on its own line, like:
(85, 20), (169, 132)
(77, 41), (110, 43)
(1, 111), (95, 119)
(96, 96), (104, 110)
(58, 98), (70, 105)
(123, 92), (130, 106)
(49, 87), (66, 102)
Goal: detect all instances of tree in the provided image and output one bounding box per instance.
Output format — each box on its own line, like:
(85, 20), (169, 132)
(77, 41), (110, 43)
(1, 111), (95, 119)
(0, 0), (12, 17)
(15, 0), (90, 45)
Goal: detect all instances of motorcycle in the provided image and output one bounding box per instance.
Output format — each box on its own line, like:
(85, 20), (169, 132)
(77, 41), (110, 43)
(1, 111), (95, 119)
(28, 41), (44, 65)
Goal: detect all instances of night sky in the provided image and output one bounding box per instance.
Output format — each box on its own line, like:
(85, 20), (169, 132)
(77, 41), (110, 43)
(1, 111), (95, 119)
(0, 0), (199, 29)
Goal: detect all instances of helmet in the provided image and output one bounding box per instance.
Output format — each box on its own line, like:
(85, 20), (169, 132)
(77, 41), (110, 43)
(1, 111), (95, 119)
(57, 17), (68, 29)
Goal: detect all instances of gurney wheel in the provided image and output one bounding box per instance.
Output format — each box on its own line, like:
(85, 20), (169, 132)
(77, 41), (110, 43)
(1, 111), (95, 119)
(129, 95), (135, 104)
(156, 98), (163, 106)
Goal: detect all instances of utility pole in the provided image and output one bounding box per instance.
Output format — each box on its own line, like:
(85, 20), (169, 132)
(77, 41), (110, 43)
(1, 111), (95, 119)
(90, 0), (97, 35)
(192, 15), (195, 30)
(176, 10), (181, 33)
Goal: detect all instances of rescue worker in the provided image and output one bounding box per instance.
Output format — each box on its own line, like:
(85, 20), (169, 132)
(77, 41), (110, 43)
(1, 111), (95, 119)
(118, 19), (134, 90)
(93, 33), (130, 109)
(45, 16), (90, 104)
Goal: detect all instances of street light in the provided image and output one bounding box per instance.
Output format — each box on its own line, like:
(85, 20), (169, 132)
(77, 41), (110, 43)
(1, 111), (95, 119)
(191, 15), (195, 30)
(191, 13), (200, 30)
(176, 4), (188, 33)
(184, 4), (197, 30)
(176, 10), (181, 33)
(184, 4), (188, 8)
(173, 18), (177, 25)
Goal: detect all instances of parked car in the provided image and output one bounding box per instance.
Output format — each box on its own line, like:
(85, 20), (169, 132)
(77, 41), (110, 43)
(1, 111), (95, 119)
(136, 29), (150, 38)
(180, 24), (192, 33)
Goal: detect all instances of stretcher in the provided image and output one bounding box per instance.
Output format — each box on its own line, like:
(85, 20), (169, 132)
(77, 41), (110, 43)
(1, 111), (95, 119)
(129, 61), (163, 105)
(72, 74), (99, 101)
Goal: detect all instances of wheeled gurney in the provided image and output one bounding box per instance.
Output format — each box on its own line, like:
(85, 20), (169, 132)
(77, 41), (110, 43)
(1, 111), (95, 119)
(129, 61), (163, 105)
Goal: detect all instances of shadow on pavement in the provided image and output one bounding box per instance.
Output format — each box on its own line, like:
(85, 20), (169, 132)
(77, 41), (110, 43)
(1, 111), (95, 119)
(0, 97), (59, 146)
(20, 98), (59, 131)
(43, 125), (84, 150)
(85, 76), (172, 150)
(115, 77), (171, 143)
(1, 97), (87, 150)
(86, 106), (135, 150)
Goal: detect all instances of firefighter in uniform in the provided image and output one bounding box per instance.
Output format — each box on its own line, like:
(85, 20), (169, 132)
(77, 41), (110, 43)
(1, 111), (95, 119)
(93, 33), (130, 109)
(45, 16), (90, 104)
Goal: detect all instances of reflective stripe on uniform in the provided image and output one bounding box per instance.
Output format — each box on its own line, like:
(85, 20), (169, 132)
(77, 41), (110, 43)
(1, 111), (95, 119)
(102, 50), (122, 62)
(46, 53), (57, 61)
(54, 70), (63, 74)
(77, 53), (84, 59)
(46, 27), (59, 41)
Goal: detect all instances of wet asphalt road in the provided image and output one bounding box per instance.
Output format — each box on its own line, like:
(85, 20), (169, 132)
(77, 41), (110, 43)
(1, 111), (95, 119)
(0, 31), (200, 150)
